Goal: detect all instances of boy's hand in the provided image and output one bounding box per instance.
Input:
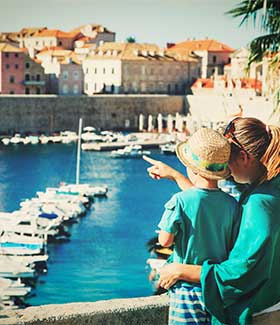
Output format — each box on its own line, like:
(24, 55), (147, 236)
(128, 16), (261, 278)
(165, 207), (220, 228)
(143, 155), (176, 180)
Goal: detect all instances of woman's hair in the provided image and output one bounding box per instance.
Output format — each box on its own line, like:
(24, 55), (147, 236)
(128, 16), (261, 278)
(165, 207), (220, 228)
(232, 117), (280, 181)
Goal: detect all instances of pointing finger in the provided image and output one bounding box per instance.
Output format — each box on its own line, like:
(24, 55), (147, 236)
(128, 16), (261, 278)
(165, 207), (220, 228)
(143, 155), (158, 165)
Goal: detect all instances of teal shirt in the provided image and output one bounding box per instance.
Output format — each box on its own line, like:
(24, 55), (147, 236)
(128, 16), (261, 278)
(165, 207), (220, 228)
(158, 188), (240, 287)
(201, 174), (280, 325)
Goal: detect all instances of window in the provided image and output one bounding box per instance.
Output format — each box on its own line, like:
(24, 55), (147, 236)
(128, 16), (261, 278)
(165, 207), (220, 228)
(86, 68), (89, 74)
(103, 68), (106, 74)
(25, 74), (30, 81)
(15, 53), (18, 58)
(36, 87), (40, 94)
(62, 71), (69, 80)
(5, 64), (10, 69)
(9, 90), (14, 94)
(112, 68), (115, 74)
(62, 84), (68, 94)
(25, 88), (30, 94)
(94, 68), (97, 74)
(5, 53), (9, 58)
(36, 74), (41, 81)
(85, 83), (88, 91)
(15, 64), (18, 69)
(9, 76), (15, 83)
(213, 55), (217, 64)
(167, 84), (171, 93)
(25, 62), (30, 69)
(73, 71), (79, 80)
(73, 84), (79, 94)
(111, 85), (115, 93)
(58, 41), (62, 46)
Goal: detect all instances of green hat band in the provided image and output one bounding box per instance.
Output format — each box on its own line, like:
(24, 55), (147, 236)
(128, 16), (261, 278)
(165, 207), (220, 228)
(184, 144), (228, 172)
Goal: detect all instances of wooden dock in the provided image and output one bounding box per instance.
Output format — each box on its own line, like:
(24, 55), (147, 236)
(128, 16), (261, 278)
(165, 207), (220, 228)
(81, 140), (169, 151)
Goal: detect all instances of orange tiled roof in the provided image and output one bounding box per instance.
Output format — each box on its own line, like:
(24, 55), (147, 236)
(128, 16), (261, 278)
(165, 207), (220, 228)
(87, 42), (200, 62)
(191, 77), (262, 91)
(168, 39), (234, 53)
(192, 78), (214, 88)
(0, 42), (23, 53)
(71, 24), (114, 34)
(32, 29), (80, 39)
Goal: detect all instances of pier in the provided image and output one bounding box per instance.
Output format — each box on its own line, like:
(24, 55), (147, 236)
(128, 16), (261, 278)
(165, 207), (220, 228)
(82, 139), (169, 151)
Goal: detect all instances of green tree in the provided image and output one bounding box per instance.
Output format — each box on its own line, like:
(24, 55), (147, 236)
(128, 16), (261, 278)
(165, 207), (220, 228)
(126, 36), (136, 43)
(227, 0), (280, 65)
(228, 0), (280, 116)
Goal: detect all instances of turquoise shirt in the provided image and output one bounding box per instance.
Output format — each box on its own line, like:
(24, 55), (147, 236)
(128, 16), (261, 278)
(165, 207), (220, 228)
(201, 174), (280, 325)
(158, 187), (240, 287)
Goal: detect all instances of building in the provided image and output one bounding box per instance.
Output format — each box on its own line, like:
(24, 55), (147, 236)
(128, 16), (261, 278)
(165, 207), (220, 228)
(0, 43), (25, 94)
(168, 39), (234, 78)
(24, 55), (47, 94)
(83, 42), (201, 95)
(21, 29), (82, 51)
(191, 76), (262, 97)
(35, 47), (84, 95)
(72, 24), (115, 47)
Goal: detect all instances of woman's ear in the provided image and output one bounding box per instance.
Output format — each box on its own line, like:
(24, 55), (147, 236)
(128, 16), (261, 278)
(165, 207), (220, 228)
(240, 150), (255, 167)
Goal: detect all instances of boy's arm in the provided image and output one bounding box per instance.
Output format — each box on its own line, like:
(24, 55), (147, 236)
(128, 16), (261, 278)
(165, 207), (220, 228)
(158, 230), (174, 247)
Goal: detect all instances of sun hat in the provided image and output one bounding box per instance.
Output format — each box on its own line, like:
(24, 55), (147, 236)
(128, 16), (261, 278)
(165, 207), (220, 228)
(176, 128), (231, 180)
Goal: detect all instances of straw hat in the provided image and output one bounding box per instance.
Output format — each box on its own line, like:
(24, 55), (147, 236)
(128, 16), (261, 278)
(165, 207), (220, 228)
(176, 128), (231, 180)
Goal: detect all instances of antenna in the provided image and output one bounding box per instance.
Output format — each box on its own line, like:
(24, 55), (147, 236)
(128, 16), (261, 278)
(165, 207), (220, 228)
(76, 118), (83, 185)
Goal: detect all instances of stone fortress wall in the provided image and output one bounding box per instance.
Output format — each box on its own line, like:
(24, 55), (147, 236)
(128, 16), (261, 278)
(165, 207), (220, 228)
(0, 95), (186, 134)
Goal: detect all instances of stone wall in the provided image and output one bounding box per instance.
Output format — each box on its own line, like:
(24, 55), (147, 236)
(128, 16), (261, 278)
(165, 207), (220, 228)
(1, 295), (280, 325)
(0, 95), (185, 134)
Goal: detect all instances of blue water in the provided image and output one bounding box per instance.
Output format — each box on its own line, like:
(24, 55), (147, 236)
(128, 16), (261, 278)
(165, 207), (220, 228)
(0, 143), (185, 305)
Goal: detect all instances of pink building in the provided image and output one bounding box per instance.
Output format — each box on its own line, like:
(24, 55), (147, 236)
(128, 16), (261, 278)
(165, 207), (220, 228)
(0, 43), (25, 94)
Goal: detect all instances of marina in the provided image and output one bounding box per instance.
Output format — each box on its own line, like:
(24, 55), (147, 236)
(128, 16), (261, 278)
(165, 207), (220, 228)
(0, 141), (185, 308)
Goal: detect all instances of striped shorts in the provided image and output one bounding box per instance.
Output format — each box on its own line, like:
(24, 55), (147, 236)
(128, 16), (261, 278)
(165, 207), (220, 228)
(168, 286), (211, 324)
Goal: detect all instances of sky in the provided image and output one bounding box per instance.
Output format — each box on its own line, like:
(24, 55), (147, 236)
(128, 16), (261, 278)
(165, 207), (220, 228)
(0, 0), (264, 50)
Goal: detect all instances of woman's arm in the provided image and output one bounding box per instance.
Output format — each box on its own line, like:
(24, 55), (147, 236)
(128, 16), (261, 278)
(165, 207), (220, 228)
(143, 155), (192, 191)
(158, 263), (201, 289)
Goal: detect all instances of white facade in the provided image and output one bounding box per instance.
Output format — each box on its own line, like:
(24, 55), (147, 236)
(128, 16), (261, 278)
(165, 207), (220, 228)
(83, 59), (122, 94)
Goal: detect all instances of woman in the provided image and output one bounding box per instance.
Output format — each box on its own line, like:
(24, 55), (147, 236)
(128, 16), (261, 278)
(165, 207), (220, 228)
(144, 117), (280, 325)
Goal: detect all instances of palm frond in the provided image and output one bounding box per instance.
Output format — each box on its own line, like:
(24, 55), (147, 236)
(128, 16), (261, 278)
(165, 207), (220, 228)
(248, 33), (280, 64)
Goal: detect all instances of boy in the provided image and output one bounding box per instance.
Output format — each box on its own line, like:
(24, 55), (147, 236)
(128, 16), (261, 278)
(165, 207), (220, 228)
(158, 128), (240, 324)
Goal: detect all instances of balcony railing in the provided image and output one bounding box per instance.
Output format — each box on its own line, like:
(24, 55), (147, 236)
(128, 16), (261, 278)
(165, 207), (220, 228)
(24, 80), (45, 86)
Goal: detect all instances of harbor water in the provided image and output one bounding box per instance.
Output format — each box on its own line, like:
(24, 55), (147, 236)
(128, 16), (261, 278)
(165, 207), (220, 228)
(0, 143), (185, 305)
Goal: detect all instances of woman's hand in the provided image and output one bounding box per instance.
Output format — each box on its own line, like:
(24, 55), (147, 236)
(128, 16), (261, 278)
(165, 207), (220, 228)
(158, 263), (183, 289)
(143, 155), (179, 180)
(158, 263), (202, 289)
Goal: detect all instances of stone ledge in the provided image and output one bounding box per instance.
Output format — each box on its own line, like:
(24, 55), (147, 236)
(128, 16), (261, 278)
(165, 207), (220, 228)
(0, 295), (169, 325)
(1, 295), (280, 325)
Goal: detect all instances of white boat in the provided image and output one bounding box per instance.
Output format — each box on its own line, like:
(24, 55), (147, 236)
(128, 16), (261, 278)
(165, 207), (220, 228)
(60, 131), (78, 143)
(160, 143), (176, 155)
(0, 232), (45, 255)
(58, 184), (108, 198)
(0, 260), (35, 279)
(10, 134), (23, 144)
(0, 277), (31, 297)
(1, 138), (10, 145)
(111, 145), (151, 158)
(27, 136), (39, 144)
(39, 135), (51, 144)
(81, 131), (103, 142)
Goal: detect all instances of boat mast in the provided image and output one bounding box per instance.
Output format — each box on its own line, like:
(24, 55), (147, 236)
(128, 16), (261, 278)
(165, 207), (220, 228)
(76, 118), (82, 185)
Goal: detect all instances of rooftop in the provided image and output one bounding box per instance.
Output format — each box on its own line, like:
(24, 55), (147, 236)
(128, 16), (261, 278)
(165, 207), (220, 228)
(168, 39), (235, 53)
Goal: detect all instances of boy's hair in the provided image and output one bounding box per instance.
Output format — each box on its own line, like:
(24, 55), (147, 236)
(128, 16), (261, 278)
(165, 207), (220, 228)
(176, 128), (231, 180)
